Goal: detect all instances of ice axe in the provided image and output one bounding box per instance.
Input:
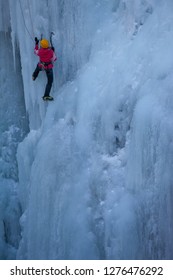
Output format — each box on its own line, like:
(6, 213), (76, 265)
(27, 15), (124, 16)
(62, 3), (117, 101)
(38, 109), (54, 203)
(50, 31), (55, 49)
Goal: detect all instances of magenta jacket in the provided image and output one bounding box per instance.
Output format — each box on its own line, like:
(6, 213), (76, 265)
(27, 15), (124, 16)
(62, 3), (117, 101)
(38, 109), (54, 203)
(34, 45), (57, 69)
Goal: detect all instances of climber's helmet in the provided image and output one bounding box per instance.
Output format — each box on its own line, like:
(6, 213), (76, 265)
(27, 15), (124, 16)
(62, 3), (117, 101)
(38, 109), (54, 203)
(40, 39), (49, 48)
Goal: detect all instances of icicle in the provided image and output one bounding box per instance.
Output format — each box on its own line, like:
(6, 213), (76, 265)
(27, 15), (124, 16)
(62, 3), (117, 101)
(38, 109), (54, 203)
(8, 0), (18, 70)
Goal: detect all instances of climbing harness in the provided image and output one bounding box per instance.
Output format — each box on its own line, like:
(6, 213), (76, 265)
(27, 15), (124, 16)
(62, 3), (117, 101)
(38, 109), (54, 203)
(19, 0), (34, 42)
(40, 61), (52, 70)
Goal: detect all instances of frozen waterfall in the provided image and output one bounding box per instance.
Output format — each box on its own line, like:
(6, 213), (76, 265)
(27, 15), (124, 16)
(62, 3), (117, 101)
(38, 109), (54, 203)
(0, 0), (173, 260)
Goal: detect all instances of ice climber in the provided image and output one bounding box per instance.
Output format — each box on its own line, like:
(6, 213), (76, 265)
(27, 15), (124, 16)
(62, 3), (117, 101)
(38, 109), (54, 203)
(32, 37), (57, 101)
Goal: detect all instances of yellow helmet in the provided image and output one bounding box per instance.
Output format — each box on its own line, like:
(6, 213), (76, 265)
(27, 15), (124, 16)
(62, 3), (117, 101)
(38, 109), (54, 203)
(40, 39), (49, 48)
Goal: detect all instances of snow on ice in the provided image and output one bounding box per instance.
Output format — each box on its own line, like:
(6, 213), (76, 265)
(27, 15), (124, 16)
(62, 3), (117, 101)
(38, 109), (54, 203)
(0, 0), (173, 259)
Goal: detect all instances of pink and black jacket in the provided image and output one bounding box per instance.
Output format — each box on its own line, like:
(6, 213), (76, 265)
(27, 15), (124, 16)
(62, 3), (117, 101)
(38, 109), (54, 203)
(34, 45), (57, 69)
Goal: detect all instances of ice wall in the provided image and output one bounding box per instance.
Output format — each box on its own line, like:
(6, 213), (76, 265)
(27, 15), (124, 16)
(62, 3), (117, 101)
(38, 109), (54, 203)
(8, 0), (118, 129)
(1, 0), (173, 259)
(0, 23), (28, 258)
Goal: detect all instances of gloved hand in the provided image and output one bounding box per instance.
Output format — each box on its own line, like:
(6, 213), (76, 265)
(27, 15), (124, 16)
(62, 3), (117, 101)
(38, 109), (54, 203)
(35, 37), (39, 45)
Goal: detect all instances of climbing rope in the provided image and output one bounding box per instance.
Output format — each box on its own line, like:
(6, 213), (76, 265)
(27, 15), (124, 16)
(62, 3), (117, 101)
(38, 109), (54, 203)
(19, 0), (34, 43)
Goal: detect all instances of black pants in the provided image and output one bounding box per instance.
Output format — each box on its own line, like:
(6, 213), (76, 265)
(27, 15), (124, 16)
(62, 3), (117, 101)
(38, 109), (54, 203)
(33, 64), (53, 97)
